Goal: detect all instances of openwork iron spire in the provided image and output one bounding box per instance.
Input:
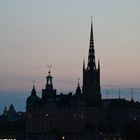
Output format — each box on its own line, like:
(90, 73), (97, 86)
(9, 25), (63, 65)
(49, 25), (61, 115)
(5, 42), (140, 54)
(87, 17), (96, 70)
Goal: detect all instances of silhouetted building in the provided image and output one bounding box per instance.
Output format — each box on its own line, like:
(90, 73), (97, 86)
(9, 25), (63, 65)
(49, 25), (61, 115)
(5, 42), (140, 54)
(1, 104), (25, 122)
(26, 20), (103, 136)
(25, 20), (140, 140)
(82, 20), (101, 106)
(0, 104), (26, 138)
(1, 20), (140, 140)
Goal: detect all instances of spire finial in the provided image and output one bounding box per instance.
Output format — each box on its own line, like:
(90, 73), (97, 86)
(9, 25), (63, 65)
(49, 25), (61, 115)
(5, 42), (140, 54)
(31, 80), (36, 96)
(91, 16), (93, 32)
(47, 65), (52, 75)
(91, 16), (93, 23)
(33, 80), (35, 89)
(91, 16), (93, 34)
(78, 77), (80, 86)
(76, 77), (81, 95)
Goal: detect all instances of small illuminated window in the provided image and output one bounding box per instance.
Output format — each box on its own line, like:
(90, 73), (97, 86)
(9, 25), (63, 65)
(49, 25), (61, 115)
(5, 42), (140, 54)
(45, 113), (49, 117)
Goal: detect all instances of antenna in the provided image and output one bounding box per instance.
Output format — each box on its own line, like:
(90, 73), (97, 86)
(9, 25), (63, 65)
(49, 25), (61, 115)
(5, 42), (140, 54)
(131, 88), (134, 101)
(106, 90), (109, 99)
(119, 88), (120, 99)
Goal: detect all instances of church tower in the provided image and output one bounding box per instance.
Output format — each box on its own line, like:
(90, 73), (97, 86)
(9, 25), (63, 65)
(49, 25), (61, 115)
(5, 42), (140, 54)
(83, 19), (101, 106)
(42, 69), (56, 99)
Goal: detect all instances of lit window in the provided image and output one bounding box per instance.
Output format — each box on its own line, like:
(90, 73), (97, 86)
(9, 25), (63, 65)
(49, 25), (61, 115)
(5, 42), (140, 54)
(45, 113), (49, 117)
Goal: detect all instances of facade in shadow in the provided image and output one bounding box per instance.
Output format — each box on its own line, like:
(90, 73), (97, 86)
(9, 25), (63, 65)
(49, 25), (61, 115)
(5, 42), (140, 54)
(1, 20), (140, 140)
(25, 21), (140, 140)
(26, 20), (103, 136)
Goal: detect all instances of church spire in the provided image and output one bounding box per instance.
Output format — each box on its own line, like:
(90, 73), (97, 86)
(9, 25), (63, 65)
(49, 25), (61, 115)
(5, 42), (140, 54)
(31, 83), (36, 96)
(87, 17), (96, 70)
(76, 78), (81, 95)
(83, 19), (101, 105)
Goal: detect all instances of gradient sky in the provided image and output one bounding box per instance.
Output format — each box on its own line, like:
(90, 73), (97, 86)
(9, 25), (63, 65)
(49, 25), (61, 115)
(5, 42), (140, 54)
(0, 0), (140, 112)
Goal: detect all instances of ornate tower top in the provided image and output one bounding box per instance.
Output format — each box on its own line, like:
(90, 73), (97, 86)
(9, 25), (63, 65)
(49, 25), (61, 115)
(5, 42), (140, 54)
(87, 17), (96, 71)
(46, 68), (53, 89)
(42, 66), (56, 99)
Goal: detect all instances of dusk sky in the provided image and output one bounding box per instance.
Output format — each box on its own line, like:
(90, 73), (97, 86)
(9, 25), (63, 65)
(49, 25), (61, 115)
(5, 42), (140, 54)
(0, 0), (140, 112)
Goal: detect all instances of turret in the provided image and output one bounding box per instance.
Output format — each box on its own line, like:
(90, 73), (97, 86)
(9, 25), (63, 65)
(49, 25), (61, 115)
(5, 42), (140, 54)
(75, 78), (81, 95)
(45, 70), (53, 90)
(26, 84), (40, 107)
(42, 69), (56, 99)
(3, 106), (7, 115)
